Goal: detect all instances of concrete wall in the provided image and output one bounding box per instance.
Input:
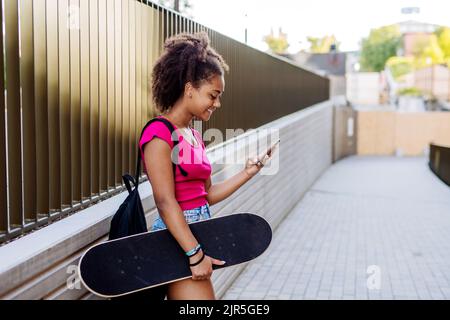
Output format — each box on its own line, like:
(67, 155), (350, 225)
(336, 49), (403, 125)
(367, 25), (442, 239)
(333, 103), (357, 162)
(356, 111), (450, 156)
(346, 72), (381, 105)
(329, 75), (347, 98)
(0, 101), (334, 300)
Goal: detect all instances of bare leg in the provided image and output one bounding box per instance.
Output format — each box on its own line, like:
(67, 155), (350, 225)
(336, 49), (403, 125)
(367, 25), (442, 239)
(167, 278), (216, 300)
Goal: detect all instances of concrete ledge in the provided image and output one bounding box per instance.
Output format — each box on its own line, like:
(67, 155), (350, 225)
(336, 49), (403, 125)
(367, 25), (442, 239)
(0, 99), (335, 299)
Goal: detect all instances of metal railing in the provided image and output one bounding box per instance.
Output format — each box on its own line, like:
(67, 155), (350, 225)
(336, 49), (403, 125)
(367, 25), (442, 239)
(0, 0), (329, 244)
(429, 143), (450, 187)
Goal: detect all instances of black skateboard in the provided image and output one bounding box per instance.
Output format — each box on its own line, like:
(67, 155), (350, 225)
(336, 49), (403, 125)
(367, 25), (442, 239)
(78, 213), (272, 298)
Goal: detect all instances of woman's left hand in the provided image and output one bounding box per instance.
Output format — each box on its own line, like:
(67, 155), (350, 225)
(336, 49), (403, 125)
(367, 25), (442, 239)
(244, 143), (278, 178)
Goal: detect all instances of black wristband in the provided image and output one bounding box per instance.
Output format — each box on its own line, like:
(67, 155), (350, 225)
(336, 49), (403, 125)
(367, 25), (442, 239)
(189, 251), (205, 267)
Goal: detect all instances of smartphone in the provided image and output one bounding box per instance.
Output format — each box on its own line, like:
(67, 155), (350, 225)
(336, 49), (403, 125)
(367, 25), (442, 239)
(266, 139), (280, 157)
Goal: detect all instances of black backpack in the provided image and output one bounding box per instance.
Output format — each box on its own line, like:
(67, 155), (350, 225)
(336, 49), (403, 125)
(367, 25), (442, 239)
(108, 117), (188, 240)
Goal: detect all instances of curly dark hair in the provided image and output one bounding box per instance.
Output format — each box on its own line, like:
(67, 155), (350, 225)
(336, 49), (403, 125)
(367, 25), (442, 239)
(151, 32), (230, 113)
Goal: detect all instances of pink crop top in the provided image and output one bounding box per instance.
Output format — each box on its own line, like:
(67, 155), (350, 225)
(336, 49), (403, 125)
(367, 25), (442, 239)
(139, 116), (212, 210)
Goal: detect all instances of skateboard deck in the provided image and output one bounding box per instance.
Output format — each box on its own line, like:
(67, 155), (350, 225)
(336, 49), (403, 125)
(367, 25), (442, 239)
(78, 213), (272, 298)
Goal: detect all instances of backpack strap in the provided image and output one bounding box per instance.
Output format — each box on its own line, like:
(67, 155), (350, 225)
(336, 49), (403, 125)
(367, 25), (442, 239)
(122, 174), (136, 194)
(135, 117), (188, 187)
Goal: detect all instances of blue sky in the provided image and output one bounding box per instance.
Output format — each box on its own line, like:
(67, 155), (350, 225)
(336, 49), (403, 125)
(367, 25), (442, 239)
(189, 0), (450, 53)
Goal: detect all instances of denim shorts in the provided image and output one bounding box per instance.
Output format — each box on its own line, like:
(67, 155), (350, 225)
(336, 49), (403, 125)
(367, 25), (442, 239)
(151, 203), (211, 231)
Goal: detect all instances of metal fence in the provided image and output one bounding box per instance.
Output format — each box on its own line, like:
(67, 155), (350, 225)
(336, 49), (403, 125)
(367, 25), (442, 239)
(429, 143), (450, 187)
(0, 0), (329, 244)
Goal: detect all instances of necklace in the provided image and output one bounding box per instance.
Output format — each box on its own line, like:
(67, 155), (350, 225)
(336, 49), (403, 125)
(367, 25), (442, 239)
(160, 114), (197, 146)
(179, 127), (198, 146)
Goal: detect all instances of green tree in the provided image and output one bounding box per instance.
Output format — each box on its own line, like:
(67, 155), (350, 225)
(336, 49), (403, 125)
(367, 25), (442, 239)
(436, 27), (450, 66)
(410, 34), (434, 57)
(386, 56), (414, 80)
(306, 35), (340, 53)
(409, 34), (445, 68)
(263, 28), (289, 54)
(359, 25), (401, 72)
(421, 34), (444, 64)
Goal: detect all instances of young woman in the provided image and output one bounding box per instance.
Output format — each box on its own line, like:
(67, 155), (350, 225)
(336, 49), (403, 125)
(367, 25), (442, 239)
(139, 32), (276, 300)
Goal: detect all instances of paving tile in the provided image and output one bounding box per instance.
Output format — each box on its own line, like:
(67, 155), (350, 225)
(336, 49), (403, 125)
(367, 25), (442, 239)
(222, 157), (450, 300)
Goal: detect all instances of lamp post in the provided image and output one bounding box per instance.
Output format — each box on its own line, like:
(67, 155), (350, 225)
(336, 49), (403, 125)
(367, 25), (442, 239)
(244, 12), (248, 44)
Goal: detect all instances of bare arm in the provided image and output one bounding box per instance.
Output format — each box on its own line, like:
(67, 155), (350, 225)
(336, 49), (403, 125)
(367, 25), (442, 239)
(205, 170), (252, 206)
(144, 138), (199, 253)
(144, 137), (224, 279)
(205, 140), (279, 206)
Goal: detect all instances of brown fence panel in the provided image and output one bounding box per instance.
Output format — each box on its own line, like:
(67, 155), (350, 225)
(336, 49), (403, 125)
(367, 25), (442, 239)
(0, 0), (6, 235)
(0, 0), (328, 244)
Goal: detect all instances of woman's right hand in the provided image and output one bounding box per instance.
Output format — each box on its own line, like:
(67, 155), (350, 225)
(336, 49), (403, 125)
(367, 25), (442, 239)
(189, 250), (226, 281)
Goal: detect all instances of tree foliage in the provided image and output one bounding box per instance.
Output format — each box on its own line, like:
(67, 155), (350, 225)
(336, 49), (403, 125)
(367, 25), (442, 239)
(386, 56), (414, 80)
(420, 34), (444, 64)
(436, 27), (450, 66)
(410, 30), (449, 68)
(263, 28), (289, 54)
(307, 35), (340, 53)
(359, 25), (402, 72)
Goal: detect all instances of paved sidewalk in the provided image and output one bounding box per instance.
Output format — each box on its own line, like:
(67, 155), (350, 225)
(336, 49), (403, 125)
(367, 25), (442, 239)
(222, 156), (450, 300)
